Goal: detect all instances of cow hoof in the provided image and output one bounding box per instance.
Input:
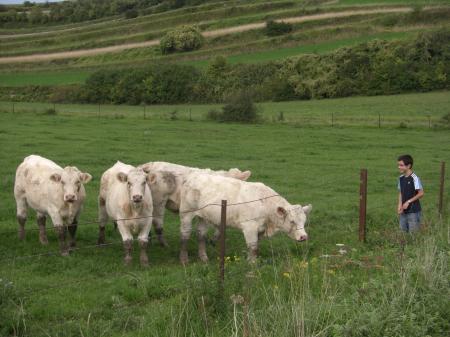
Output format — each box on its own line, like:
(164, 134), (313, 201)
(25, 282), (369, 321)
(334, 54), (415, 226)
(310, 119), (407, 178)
(70, 241), (76, 248)
(97, 238), (105, 246)
(39, 237), (49, 245)
(159, 240), (169, 248)
(60, 251), (70, 257)
(18, 231), (25, 241)
(199, 255), (209, 263)
(124, 256), (132, 266)
(140, 258), (149, 267)
(180, 252), (189, 265)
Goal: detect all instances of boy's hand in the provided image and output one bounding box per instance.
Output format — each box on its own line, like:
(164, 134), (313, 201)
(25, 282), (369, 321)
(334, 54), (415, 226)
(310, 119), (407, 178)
(397, 205), (403, 214)
(402, 201), (410, 210)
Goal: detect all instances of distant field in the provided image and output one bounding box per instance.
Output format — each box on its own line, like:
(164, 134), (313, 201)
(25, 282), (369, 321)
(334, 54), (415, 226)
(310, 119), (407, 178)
(0, 30), (418, 87)
(1, 91), (449, 127)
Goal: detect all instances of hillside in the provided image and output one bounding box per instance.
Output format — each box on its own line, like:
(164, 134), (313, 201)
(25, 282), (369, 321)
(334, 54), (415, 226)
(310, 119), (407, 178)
(0, 0), (449, 94)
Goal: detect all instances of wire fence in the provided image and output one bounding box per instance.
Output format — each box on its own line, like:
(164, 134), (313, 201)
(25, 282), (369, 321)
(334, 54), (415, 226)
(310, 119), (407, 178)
(2, 102), (448, 129)
(0, 163), (446, 312)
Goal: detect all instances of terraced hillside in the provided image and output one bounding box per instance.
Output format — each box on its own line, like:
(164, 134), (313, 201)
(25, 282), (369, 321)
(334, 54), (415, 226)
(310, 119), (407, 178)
(1, 0), (449, 89)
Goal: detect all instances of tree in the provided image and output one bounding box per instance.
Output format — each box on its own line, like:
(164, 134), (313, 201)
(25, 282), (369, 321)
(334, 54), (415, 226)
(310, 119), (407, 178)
(160, 25), (204, 54)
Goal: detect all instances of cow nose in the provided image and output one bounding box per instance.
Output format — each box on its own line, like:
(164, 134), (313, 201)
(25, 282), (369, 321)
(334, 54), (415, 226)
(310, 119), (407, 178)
(298, 235), (308, 242)
(133, 195), (143, 202)
(65, 194), (76, 202)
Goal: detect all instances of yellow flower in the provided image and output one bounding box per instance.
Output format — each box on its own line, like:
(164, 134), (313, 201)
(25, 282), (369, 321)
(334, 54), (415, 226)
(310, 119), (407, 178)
(225, 256), (231, 261)
(282, 272), (291, 278)
(273, 284), (279, 289)
(299, 261), (309, 269)
(311, 257), (318, 264)
(327, 269), (336, 275)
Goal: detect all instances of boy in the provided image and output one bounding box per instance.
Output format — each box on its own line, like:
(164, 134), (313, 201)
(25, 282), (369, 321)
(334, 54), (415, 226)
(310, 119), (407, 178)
(397, 154), (424, 232)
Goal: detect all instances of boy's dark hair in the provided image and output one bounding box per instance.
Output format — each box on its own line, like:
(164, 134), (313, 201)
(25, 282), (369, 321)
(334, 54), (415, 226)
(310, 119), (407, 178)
(398, 154), (413, 168)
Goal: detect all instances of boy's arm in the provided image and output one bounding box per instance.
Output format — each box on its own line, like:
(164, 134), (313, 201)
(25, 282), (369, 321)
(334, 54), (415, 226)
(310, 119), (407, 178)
(397, 192), (403, 214)
(406, 189), (424, 204)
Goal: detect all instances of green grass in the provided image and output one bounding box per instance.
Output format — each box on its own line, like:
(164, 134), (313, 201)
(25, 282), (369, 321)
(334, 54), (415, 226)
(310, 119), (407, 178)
(0, 71), (90, 87)
(1, 91), (448, 127)
(0, 92), (448, 336)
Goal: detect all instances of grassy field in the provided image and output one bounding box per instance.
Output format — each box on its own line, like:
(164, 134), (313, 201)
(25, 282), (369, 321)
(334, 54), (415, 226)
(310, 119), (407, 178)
(0, 93), (449, 336)
(1, 91), (449, 127)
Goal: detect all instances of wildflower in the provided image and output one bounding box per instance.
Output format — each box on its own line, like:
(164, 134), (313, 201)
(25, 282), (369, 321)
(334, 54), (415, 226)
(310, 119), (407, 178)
(230, 294), (244, 304)
(299, 261), (309, 268)
(311, 257), (318, 264)
(282, 272), (291, 279)
(234, 255), (240, 262)
(274, 284), (279, 289)
(225, 256), (231, 262)
(338, 248), (347, 255)
(327, 269), (336, 275)
(336, 243), (345, 247)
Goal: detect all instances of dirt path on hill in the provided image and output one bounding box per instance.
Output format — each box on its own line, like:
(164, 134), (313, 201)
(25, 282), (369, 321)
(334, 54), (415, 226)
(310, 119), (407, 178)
(0, 7), (412, 64)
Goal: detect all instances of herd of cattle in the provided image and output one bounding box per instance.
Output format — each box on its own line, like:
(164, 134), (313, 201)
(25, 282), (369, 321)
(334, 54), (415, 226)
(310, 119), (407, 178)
(13, 155), (312, 266)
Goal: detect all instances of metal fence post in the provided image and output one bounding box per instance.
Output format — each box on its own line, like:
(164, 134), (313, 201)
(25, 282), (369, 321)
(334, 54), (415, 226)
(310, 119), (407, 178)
(219, 200), (227, 291)
(438, 162), (446, 217)
(359, 169), (368, 242)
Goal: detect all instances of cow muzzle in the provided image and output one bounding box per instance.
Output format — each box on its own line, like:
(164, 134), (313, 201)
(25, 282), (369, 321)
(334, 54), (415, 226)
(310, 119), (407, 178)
(132, 195), (143, 203)
(297, 234), (308, 242)
(64, 194), (76, 203)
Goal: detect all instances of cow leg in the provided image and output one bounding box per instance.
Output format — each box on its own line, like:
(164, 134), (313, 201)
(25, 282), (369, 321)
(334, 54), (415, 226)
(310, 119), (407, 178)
(138, 222), (151, 267)
(123, 239), (133, 266)
(15, 195), (27, 240)
(55, 225), (69, 256)
(68, 218), (78, 249)
(179, 213), (194, 265)
(37, 212), (48, 245)
(243, 226), (259, 263)
(97, 196), (108, 245)
(152, 205), (168, 247)
(49, 211), (69, 256)
(197, 220), (209, 263)
(117, 221), (133, 265)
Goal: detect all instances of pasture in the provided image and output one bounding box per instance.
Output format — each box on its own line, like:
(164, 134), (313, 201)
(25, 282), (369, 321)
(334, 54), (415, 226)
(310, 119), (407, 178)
(0, 93), (449, 336)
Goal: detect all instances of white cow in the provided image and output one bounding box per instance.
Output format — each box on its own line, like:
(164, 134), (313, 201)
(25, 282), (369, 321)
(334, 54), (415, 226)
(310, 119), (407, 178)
(97, 161), (154, 266)
(14, 155), (92, 255)
(139, 161), (251, 246)
(179, 173), (312, 264)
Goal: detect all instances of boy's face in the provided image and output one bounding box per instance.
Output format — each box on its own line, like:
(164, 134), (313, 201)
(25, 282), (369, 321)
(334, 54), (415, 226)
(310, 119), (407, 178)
(398, 160), (411, 173)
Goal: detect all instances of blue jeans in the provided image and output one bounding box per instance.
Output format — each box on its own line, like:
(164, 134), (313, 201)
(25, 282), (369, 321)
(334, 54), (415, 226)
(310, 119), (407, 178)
(399, 212), (421, 233)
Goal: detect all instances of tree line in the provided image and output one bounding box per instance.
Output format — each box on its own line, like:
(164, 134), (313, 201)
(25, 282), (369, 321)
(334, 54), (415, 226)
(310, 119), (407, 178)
(73, 30), (449, 105)
(0, 0), (211, 26)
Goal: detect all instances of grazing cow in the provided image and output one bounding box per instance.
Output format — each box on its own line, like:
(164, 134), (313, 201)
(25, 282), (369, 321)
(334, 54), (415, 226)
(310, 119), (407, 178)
(139, 161), (251, 247)
(14, 155), (92, 255)
(179, 173), (312, 264)
(97, 161), (154, 266)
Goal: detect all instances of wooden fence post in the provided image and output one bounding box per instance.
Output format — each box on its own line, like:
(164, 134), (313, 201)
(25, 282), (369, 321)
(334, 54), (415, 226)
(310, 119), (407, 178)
(438, 162), (446, 217)
(378, 113), (381, 128)
(12, 103), (14, 114)
(144, 105), (146, 120)
(331, 112), (334, 127)
(98, 104), (100, 118)
(218, 200), (227, 292)
(359, 169), (368, 242)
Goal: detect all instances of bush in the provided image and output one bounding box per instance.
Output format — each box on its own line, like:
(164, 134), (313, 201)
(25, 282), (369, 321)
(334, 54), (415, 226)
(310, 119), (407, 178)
(441, 112), (450, 125)
(43, 108), (57, 115)
(221, 90), (260, 123)
(160, 25), (204, 54)
(124, 9), (138, 19)
(206, 109), (221, 121)
(265, 20), (293, 36)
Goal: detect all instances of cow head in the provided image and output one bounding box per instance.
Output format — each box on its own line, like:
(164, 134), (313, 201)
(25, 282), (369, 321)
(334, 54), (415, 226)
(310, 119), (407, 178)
(275, 204), (312, 242)
(225, 168), (252, 181)
(50, 166), (92, 203)
(145, 171), (177, 197)
(117, 168), (150, 205)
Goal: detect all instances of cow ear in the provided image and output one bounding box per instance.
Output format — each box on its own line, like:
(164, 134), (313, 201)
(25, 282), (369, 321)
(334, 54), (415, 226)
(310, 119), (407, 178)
(277, 206), (287, 217)
(240, 170), (251, 181)
(50, 173), (61, 182)
(147, 173), (157, 185)
(117, 172), (128, 183)
(80, 172), (92, 184)
(302, 204), (312, 214)
(141, 164), (151, 174)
